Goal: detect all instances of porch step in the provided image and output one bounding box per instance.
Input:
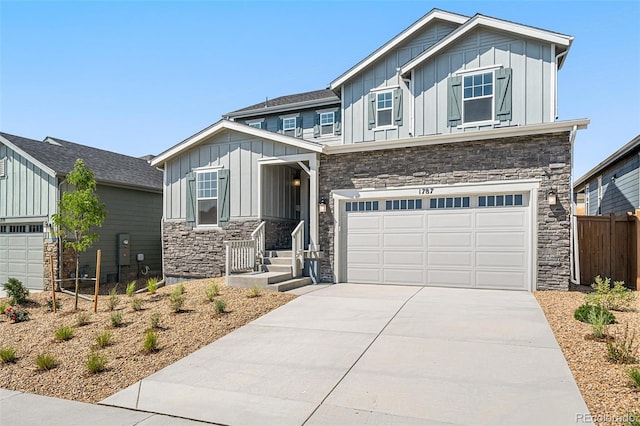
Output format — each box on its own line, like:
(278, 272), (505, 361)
(227, 271), (292, 288)
(261, 263), (292, 273)
(267, 277), (312, 292)
(263, 257), (291, 266)
(265, 250), (292, 258)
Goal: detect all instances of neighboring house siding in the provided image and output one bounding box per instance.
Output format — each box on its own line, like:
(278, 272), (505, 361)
(164, 130), (305, 220)
(414, 29), (553, 136)
(587, 179), (599, 215)
(0, 143), (56, 219)
(78, 185), (162, 282)
(342, 21), (458, 144)
(599, 155), (639, 215)
(318, 132), (572, 290)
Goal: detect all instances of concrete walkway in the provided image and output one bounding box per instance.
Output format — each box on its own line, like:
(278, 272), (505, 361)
(94, 284), (592, 426)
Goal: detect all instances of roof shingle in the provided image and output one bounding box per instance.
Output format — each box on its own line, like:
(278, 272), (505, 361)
(224, 89), (339, 117)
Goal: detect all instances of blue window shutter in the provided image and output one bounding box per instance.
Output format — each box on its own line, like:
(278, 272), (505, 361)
(393, 88), (403, 126)
(185, 172), (196, 228)
(368, 93), (376, 130)
(313, 113), (320, 138)
(261, 120), (266, 130)
(495, 67), (512, 121)
(217, 169), (230, 227)
(447, 76), (462, 127)
(277, 118), (283, 134)
(296, 116), (303, 138)
(334, 111), (342, 136)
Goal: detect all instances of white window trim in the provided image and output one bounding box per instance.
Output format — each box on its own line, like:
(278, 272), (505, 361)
(247, 119), (264, 129)
(319, 111), (335, 137)
(195, 168), (219, 227)
(597, 175), (603, 215)
(282, 117), (297, 131)
(369, 84), (400, 92)
(457, 69), (497, 128)
(374, 90), (395, 130)
(584, 183), (590, 214)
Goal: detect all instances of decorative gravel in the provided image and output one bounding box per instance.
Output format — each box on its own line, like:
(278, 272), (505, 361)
(0, 279), (295, 403)
(535, 289), (640, 425)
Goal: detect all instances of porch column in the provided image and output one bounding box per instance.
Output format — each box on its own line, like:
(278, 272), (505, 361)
(309, 155), (319, 252)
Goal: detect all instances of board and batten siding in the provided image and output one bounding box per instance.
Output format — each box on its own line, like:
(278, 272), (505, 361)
(0, 143), (57, 220)
(342, 20), (458, 144)
(595, 155), (639, 216)
(164, 130), (305, 220)
(414, 28), (553, 136)
(78, 185), (162, 282)
(587, 180), (599, 215)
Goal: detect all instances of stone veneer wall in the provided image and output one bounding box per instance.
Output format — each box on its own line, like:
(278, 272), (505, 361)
(264, 219), (298, 250)
(163, 219), (261, 280)
(318, 132), (572, 290)
(43, 241), (76, 291)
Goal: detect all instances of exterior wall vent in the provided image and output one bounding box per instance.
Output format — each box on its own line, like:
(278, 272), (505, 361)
(0, 157), (6, 178)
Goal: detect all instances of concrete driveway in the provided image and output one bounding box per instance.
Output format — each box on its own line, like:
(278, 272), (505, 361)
(99, 284), (591, 425)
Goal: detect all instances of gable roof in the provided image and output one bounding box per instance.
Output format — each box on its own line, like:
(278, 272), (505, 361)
(573, 134), (640, 190)
(224, 89), (339, 119)
(0, 132), (162, 192)
(151, 119), (324, 167)
(329, 9), (468, 90)
(400, 13), (573, 76)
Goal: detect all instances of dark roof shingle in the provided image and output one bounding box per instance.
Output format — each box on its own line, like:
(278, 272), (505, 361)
(0, 132), (162, 191)
(225, 89), (339, 117)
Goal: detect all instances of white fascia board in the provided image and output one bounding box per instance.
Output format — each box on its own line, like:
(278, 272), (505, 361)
(0, 134), (57, 177)
(324, 119), (590, 155)
(329, 9), (468, 91)
(401, 15), (573, 76)
(151, 120), (323, 167)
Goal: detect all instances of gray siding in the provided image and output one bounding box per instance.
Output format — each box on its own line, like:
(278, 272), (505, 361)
(587, 179), (599, 215)
(600, 155), (639, 215)
(0, 143), (57, 220)
(342, 21), (458, 144)
(414, 29), (553, 137)
(261, 165), (297, 220)
(164, 130), (306, 220)
(78, 185), (162, 282)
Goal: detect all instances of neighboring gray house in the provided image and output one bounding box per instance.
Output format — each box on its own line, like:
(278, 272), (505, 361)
(0, 133), (163, 290)
(573, 135), (640, 216)
(151, 9), (589, 291)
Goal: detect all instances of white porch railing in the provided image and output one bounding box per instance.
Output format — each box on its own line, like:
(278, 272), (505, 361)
(224, 221), (266, 282)
(251, 221), (266, 264)
(291, 220), (304, 278)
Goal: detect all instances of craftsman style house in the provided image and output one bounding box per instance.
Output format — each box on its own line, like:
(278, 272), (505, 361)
(0, 133), (162, 290)
(151, 9), (589, 291)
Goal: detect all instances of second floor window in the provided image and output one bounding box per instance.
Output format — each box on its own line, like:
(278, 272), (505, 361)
(377, 91), (393, 126)
(463, 72), (493, 123)
(197, 170), (218, 225)
(282, 117), (297, 135)
(320, 112), (334, 135)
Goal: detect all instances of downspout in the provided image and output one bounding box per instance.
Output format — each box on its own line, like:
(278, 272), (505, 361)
(569, 125), (580, 286)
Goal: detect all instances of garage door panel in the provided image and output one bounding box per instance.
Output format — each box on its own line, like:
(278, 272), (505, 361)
(428, 232), (472, 248)
(348, 267), (382, 283)
(476, 232), (525, 248)
(384, 213), (424, 229)
(427, 269), (473, 287)
(384, 251), (424, 266)
(348, 233), (381, 248)
(476, 251), (525, 268)
(476, 270), (526, 290)
(383, 268), (424, 285)
(476, 210), (526, 228)
(348, 215), (381, 230)
(0, 232), (44, 290)
(348, 251), (381, 265)
(383, 233), (423, 248)
(428, 212), (472, 230)
(428, 251), (473, 267)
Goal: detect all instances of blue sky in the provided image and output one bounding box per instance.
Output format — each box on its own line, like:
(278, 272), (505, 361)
(1, 0), (638, 179)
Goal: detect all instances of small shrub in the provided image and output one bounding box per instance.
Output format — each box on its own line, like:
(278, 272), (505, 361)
(35, 353), (57, 371)
(95, 330), (112, 348)
(110, 311), (123, 327)
(587, 275), (636, 311)
(46, 297), (61, 312)
(205, 281), (220, 301)
(142, 330), (158, 354)
(150, 313), (161, 329)
(4, 305), (29, 323)
(55, 326), (74, 341)
(627, 367), (640, 389)
(131, 297), (143, 311)
(574, 303), (616, 324)
(76, 312), (90, 326)
(2, 278), (29, 305)
(0, 301), (7, 315)
(176, 282), (186, 294)
(107, 285), (120, 311)
(146, 277), (159, 294)
(587, 307), (609, 338)
(86, 352), (107, 374)
(214, 298), (227, 314)
(0, 347), (17, 363)
(168, 287), (185, 313)
(247, 285), (262, 298)
(607, 325), (638, 364)
(125, 281), (136, 297)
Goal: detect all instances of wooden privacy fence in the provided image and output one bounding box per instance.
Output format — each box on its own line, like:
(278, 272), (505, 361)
(577, 212), (640, 289)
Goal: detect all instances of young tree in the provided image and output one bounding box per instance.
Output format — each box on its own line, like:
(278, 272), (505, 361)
(52, 159), (107, 309)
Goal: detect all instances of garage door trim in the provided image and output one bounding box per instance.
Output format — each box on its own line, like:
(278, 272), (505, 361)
(332, 179), (539, 291)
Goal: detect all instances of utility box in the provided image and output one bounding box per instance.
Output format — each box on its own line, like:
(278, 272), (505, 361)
(117, 233), (131, 266)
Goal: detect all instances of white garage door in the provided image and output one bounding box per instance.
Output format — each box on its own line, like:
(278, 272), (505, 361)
(343, 194), (531, 290)
(0, 226), (44, 290)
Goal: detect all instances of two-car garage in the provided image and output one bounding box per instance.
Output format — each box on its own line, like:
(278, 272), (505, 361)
(337, 184), (536, 291)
